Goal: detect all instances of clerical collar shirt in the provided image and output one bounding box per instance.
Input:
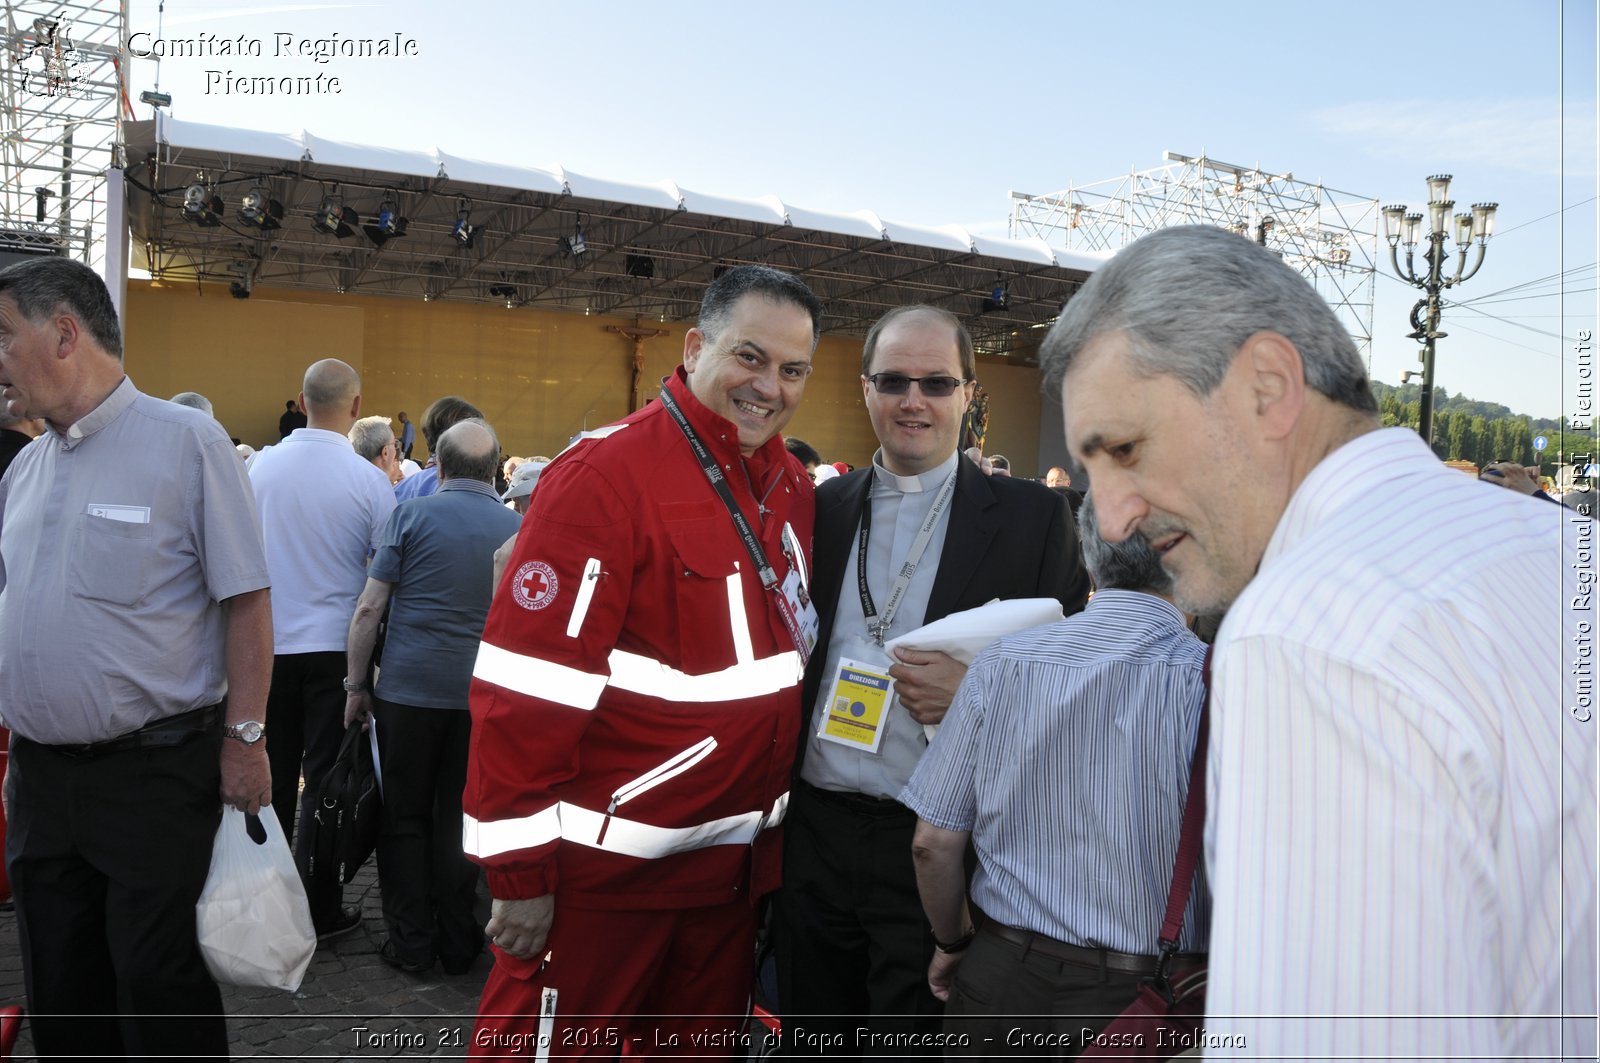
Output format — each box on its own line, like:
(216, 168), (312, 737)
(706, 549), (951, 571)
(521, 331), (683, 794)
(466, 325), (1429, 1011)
(902, 590), (1209, 953)
(1205, 426), (1596, 1058)
(801, 449), (959, 799)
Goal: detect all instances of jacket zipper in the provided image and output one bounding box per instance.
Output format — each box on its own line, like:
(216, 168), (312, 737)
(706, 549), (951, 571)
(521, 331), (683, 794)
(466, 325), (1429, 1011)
(596, 735), (718, 845)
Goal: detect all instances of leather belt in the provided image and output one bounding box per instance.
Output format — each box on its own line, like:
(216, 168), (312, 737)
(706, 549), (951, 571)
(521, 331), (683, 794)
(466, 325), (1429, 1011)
(982, 921), (1205, 975)
(42, 704), (222, 759)
(798, 778), (911, 818)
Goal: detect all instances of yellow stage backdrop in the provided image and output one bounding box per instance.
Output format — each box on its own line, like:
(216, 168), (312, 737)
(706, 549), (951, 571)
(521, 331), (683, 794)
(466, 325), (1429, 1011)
(124, 281), (1047, 474)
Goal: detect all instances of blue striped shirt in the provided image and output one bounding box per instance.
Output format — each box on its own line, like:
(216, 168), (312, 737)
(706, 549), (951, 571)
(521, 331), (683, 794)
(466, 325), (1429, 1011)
(900, 589), (1210, 953)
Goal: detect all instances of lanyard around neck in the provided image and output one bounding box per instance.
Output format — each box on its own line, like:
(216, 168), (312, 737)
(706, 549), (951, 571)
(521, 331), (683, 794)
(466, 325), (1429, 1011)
(857, 467), (957, 645)
(658, 383), (810, 664)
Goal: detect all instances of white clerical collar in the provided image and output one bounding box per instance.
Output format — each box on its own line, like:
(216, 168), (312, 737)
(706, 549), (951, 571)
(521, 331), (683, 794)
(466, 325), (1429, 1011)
(870, 449), (959, 494)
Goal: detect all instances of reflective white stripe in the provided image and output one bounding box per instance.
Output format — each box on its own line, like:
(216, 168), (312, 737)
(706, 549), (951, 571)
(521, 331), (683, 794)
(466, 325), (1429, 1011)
(726, 566), (754, 664)
(606, 647), (802, 703)
(565, 557), (601, 639)
(474, 641), (607, 710)
(768, 789), (790, 827)
(461, 804), (561, 859)
(557, 422), (629, 458)
(464, 794), (791, 862)
(561, 800), (784, 859)
(611, 737), (718, 808)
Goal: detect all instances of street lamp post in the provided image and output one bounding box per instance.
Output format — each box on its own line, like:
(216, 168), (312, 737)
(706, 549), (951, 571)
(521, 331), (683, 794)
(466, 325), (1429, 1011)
(1382, 176), (1497, 448)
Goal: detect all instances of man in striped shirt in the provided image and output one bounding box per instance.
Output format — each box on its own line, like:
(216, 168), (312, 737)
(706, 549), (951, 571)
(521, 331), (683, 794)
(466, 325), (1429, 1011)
(904, 497), (1208, 1051)
(1043, 224), (1596, 1060)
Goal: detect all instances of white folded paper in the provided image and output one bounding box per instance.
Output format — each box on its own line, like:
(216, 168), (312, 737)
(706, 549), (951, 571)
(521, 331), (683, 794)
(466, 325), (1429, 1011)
(884, 597), (1066, 739)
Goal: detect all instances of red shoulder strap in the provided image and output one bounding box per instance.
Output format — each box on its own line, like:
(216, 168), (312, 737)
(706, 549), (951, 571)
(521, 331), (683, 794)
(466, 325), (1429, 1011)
(1159, 646), (1210, 948)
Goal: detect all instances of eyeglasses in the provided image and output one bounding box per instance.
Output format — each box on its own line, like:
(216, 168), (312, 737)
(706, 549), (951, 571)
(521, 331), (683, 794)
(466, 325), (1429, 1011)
(866, 372), (967, 397)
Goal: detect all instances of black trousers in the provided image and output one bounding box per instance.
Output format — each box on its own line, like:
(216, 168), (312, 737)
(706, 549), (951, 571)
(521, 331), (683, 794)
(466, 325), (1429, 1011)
(941, 926), (1147, 1058)
(773, 781), (942, 1057)
(264, 650), (349, 929)
(4, 729), (228, 1061)
(373, 699), (480, 967)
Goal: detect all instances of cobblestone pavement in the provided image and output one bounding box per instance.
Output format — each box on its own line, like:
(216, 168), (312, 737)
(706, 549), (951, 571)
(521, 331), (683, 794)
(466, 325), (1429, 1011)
(0, 857), (495, 1061)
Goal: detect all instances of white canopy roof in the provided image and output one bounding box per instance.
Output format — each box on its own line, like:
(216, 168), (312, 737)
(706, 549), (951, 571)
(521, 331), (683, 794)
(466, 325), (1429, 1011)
(124, 115), (1105, 351)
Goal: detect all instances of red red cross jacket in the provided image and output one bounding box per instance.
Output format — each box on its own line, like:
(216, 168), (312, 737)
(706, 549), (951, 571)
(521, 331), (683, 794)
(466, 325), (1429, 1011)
(463, 369), (815, 910)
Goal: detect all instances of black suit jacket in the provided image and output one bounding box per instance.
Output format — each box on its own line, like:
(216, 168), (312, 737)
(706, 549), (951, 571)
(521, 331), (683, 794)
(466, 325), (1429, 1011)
(795, 455), (1090, 773)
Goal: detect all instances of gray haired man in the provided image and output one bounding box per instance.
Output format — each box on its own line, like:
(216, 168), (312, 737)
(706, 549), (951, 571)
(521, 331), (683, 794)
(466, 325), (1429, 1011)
(904, 497), (1208, 1052)
(344, 419), (522, 976)
(0, 257), (272, 1059)
(1044, 224), (1595, 1058)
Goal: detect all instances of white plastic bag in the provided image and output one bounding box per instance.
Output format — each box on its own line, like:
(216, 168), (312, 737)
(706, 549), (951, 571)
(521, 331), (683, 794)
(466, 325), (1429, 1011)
(196, 806), (317, 991)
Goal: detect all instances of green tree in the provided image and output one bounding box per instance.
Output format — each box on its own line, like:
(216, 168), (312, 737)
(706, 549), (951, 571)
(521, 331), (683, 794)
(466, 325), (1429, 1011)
(1491, 419), (1514, 463)
(1509, 417), (1532, 465)
(1446, 409), (1468, 461)
(1379, 389), (1401, 427)
(1469, 416), (1490, 467)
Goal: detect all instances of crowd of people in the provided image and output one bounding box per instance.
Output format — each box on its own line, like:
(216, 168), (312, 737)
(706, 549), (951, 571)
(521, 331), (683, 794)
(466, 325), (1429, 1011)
(0, 233), (1592, 1062)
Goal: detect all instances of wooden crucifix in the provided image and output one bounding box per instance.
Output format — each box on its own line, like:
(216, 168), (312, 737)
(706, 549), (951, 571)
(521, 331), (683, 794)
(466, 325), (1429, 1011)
(606, 316), (672, 412)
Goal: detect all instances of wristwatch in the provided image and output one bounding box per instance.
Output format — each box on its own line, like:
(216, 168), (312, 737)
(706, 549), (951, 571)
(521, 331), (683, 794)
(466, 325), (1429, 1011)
(342, 677), (370, 693)
(223, 720), (266, 745)
(933, 926), (977, 954)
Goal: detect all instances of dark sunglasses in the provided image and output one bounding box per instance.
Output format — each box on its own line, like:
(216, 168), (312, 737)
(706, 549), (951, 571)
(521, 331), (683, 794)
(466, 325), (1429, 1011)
(867, 372), (967, 398)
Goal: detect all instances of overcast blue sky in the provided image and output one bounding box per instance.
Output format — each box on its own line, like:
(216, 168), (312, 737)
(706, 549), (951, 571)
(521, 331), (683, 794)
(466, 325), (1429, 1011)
(123, 0), (1597, 422)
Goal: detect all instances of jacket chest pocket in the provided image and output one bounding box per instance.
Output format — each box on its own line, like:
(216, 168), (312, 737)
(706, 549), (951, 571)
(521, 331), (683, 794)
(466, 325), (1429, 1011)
(663, 518), (747, 676)
(72, 513), (155, 606)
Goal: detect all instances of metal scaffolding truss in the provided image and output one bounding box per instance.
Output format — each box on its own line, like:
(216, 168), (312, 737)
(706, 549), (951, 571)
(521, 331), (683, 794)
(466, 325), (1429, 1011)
(0, 1), (127, 266)
(1009, 151), (1381, 361)
(120, 117), (1100, 357)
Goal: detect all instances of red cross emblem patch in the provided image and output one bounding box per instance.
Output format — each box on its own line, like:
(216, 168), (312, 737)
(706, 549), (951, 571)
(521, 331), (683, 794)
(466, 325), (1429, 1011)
(511, 560), (559, 611)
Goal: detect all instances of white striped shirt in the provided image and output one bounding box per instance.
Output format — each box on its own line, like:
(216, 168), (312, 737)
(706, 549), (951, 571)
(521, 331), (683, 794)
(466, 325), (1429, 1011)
(1207, 427), (1597, 1060)
(901, 590), (1210, 953)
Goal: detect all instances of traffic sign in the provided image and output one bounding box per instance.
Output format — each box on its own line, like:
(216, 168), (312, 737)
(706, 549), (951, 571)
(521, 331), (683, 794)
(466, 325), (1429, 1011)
(1534, 435), (1549, 452)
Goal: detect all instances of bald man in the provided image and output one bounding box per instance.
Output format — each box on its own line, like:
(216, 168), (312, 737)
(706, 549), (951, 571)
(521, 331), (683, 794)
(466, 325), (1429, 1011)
(342, 419), (522, 975)
(249, 358), (397, 941)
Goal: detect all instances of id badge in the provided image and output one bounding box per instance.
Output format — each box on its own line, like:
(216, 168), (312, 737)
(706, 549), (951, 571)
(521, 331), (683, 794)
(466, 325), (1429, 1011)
(781, 567), (820, 658)
(817, 655), (894, 754)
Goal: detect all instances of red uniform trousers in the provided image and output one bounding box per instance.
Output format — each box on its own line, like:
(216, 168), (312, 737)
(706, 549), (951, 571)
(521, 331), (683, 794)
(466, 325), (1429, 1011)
(471, 900), (757, 1060)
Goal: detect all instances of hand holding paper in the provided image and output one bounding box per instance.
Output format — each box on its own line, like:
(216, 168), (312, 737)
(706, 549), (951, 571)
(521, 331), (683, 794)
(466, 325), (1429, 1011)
(884, 598), (1066, 737)
(887, 648), (967, 726)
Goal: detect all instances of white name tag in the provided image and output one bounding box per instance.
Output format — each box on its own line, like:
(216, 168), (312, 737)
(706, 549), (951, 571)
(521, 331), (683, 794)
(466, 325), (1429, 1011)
(781, 566), (820, 658)
(86, 504), (150, 524)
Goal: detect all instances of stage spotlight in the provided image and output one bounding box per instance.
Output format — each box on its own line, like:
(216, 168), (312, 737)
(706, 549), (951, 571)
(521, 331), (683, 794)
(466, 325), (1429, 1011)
(312, 190), (359, 238)
(239, 184), (283, 230)
(562, 213), (588, 262)
(451, 199), (478, 248)
(980, 278), (1009, 314)
(364, 195), (408, 245)
(229, 278), (252, 299)
(182, 184), (224, 227)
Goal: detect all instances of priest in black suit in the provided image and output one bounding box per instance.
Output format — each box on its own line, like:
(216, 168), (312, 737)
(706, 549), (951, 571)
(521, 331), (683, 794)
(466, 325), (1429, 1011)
(774, 305), (1089, 1049)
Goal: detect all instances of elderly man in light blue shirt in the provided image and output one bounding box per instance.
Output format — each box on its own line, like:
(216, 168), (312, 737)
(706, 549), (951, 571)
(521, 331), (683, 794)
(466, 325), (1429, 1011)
(904, 497), (1209, 1053)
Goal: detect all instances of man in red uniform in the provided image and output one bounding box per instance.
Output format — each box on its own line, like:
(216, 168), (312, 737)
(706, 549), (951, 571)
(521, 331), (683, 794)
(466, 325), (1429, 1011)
(464, 265), (824, 1056)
